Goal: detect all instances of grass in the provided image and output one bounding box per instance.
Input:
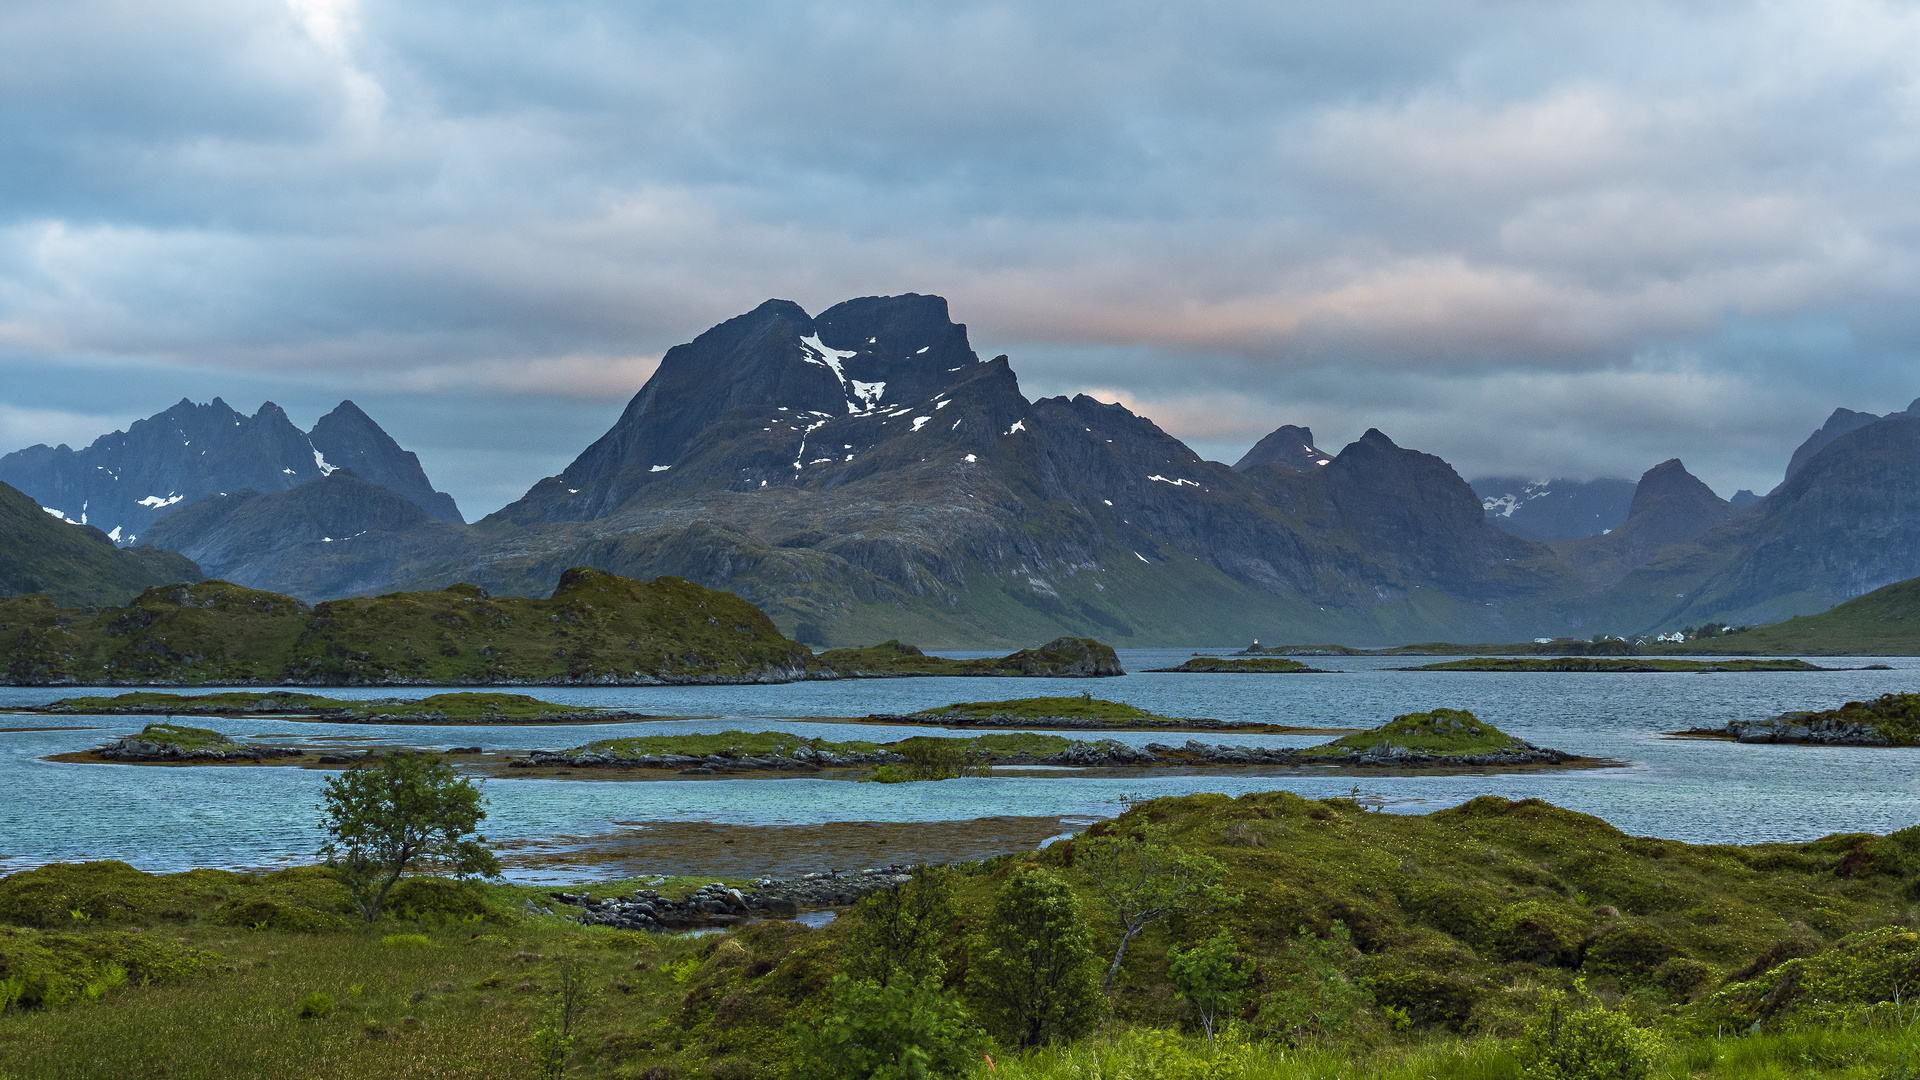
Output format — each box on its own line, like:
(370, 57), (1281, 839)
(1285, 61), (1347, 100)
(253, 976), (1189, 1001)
(1149, 656), (1322, 673)
(15, 791), (1920, 1077)
(1759, 692), (1920, 746)
(811, 637), (1123, 678)
(574, 730), (885, 759)
(124, 724), (241, 753)
(1406, 657), (1827, 672)
(41, 691), (596, 722)
(1295, 708), (1527, 758)
(911, 697), (1170, 722)
(0, 569), (813, 686)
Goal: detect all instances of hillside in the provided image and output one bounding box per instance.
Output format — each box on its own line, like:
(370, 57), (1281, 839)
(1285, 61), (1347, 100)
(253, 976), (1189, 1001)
(0, 481), (201, 607)
(1672, 575), (1920, 655)
(0, 569), (815, 685)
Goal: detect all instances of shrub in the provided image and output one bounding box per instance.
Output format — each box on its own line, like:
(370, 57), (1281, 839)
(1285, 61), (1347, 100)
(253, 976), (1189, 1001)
(1582, 925), (1679, 984)
(0, 927), (215, 1009)
(297, 991), (334, 1019)
(844, 866), (958, 987)
(969, 867), (1104, 1049)
(1491, 902), (1588, 966)
(384, 876), (503, 924)
(1168, 930), (1251, 1041)
(790, 974), (988, 1080)
(215, 897), (351, 933)
(1513, 980), (1662, 1080)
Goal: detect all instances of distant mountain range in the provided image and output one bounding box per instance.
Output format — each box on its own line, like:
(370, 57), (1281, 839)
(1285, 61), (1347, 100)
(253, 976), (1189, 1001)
(0, 398), (462, 545)
(8, 293), (1920, 646)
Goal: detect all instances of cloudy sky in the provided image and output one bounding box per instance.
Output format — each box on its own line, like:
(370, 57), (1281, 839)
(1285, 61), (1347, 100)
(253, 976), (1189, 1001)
(5, 0), (1919, 516)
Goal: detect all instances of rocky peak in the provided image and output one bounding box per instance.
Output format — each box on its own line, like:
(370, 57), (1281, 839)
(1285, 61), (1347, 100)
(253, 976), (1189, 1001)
(1786, 407), (1882, 481)
(1233, 424), (1331, 472)
(309, 401), (464, 524)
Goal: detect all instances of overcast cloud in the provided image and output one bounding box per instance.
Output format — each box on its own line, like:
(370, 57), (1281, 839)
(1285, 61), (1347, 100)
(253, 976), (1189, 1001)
(4, 0), (1919, 514)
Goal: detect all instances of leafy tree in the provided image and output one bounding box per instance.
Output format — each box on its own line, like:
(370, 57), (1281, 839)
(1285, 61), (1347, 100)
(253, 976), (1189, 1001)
(1080, 827), (1232, 989)
(846, 865), (958, 987)
(1514, 979), (1663, 1080)
(1168, 930), (1251, 1042)
(317, 751), (498, 922)
(791, 974), (988, 1080)
(969, 867), (1104, 1049)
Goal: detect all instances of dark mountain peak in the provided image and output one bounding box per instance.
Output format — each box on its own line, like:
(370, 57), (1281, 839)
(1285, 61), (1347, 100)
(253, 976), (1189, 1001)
(1787, 407), (1883, 481)
(308, 401), (464, 525)
(495, 293), (991, 525)
(1627, 459), (1724, 519)
(1359, 428), (1396, 446)
(1234, 424), (1330, 472)
(1730, 489), (1764, 509)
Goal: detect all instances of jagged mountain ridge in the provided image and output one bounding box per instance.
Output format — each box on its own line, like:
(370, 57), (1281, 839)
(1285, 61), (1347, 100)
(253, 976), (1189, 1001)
(1232, 425), (1330, 472)
(0, 398), (463, 545)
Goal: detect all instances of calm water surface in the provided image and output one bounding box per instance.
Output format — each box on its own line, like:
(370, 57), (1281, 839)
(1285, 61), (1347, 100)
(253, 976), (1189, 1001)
(4, 649), (1918, 878)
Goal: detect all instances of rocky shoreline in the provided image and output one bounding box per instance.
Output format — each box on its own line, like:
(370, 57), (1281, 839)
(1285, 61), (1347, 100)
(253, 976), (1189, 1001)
(96, 734), (307, 762)
(550, 866), (917, 930)
(508, 736), (1586, 773)
(1682, 715), (1901, 746)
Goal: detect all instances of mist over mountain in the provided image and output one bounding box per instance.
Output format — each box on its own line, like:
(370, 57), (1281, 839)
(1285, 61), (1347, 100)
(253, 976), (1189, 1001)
(0, 399), (463, 547)
(1470, 477), (1638, 542)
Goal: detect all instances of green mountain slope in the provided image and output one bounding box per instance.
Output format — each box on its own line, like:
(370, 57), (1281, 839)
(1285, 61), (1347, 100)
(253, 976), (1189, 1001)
(1674, 575), (1920, 655)
(0, 481), (202, 607)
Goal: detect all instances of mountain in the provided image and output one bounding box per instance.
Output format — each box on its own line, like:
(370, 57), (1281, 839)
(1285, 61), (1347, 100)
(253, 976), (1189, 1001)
(1551, 460), (1734, 585)
(393, 294), (1584, 647)
(1470, 476), (1637, 542)
(1671, 574), (1920, 655)
(1590, 416), (1920, 631)
(1730, 489), (1764, 509)
(0, 398), (462, 545)
(1785, 407), (1886, 482)
(1232, 425), (1330, 471)
(0, 480), (201, 607)
(0, 569), (814, 686)
(141, 470), (476, 601)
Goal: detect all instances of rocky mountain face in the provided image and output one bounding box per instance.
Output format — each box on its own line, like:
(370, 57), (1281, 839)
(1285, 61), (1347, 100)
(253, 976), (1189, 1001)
(1552, 460), (1735, 585)
(0, 398), (462, 545)
(1785, 407), (1894, 481)
(0, 481), (201, 607)
(1470, 476), (1637, 542)
(408, 294), (1584, 646)
(1232, 425), (1330, 471)
(1592, 416), (1920, 630)
(141, 470), (476, 601)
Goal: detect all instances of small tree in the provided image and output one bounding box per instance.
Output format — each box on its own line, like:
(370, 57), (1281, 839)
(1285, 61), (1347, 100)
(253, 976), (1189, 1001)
(1080, 827), (1232, 989)
(318, 751), (499, 922)
(969, 867), (1104, 1049)
(1168, 930), (1250, 1042)
(791, 974), (988, 1080)
(528, 957), (597, 1079)
(1256, 923), (1373, 1045)
(846, 865), (958, 987)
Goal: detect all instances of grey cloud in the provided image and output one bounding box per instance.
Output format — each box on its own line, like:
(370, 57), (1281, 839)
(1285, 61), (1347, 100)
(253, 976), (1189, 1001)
(4, 0), (1920, 516)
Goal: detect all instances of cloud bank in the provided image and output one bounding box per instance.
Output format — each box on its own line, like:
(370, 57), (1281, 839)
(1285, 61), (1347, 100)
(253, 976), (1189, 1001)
(5, 0), (1919, 512)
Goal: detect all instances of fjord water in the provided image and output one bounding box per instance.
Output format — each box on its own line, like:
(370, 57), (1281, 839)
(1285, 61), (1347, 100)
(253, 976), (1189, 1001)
(4, 649), (1919, 880)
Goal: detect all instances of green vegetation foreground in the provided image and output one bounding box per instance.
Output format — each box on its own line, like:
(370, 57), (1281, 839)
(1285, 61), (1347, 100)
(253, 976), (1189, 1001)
(11, 791), (1920, 1077)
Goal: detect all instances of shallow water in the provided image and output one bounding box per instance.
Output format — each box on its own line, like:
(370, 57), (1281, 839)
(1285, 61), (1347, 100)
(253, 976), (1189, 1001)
(3, 649), (1918, 879)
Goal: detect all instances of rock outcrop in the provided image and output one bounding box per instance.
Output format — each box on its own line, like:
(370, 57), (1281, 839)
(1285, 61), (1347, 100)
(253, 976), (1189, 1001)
(558, 867), (919, 931)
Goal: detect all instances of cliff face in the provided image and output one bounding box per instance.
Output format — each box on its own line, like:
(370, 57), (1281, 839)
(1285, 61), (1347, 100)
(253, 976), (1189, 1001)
(1551, 460), (1734, 586)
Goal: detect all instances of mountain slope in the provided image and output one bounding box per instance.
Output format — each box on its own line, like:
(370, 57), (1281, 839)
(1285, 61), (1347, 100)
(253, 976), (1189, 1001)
(307, 401), (464, 524)
(1232, 425), (1330, 471)
(1588, 416), (1920, 632)
(142, 470), (477, 601)
(1551, 460), (1734, 585)
(1785, 407), (1886, 481)
(0, 481), (201, 607)
(0, 398), (461, 543)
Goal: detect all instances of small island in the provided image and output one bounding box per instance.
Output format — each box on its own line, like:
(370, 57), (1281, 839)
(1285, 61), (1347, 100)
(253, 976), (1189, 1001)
(811, 637), (1124, 678)
(858, 695), (1347, 733)
(1675, 691), (1920, 746)
(1400, 657), (1830, 673)
(505, 708), (1609, 777)
(23, 690), (661, 725)
(1144, 656), (1332, 673)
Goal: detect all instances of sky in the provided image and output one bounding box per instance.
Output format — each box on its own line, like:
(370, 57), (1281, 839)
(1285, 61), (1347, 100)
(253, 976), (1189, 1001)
(5, 0), (1920, 517)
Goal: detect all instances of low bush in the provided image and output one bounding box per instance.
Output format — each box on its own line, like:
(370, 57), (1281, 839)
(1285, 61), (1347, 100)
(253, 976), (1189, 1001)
(384, 877), (505, 924)
(297, 991), (334, 1019)
(0, 926), (215, 1009)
